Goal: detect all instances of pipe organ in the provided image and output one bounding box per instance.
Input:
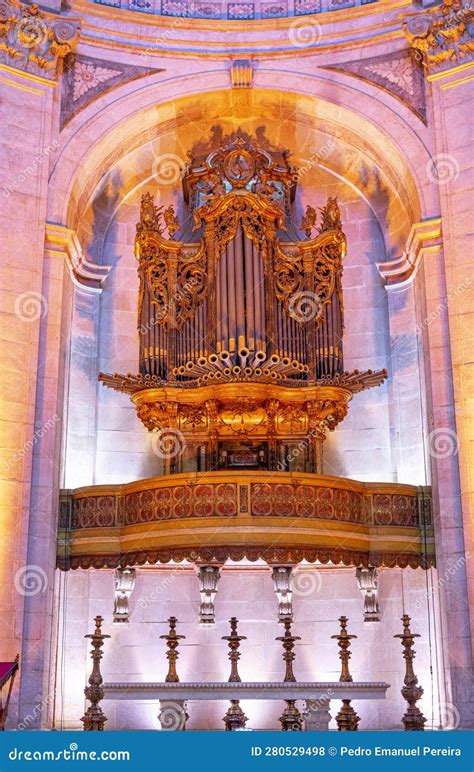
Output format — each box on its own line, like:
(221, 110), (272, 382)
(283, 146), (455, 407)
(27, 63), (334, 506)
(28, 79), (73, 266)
(100, 136), (386, 473)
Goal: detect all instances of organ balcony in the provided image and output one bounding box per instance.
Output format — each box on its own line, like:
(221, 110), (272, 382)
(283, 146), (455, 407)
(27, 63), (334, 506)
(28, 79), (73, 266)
(57, 472), (434, 570)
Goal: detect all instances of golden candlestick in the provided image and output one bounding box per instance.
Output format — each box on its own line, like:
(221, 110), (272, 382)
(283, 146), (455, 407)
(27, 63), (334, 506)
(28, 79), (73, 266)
(394, 614), (426, 730)
(331, 615), (360, 731)
(276, 617), (302, 731)
(160, 617), (185, 683)
(276, 617), (301, 683)
(82, 616), (111, 731)
(222, 617), (248, 731)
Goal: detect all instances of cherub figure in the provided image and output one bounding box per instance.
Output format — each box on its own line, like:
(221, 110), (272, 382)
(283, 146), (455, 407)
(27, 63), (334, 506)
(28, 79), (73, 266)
(251, 168), (276, 197)
(164, 205), (180, 238)
(300, 204), (317, 238)
(318, 196), (341, 233)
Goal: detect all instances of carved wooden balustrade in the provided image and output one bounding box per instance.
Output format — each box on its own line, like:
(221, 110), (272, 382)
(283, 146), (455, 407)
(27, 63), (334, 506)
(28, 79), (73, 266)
(57, 471), (434, 570)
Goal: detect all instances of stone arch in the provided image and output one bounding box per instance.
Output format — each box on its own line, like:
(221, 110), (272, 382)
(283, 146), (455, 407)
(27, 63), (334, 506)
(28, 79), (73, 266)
(49, 69), (434, 264)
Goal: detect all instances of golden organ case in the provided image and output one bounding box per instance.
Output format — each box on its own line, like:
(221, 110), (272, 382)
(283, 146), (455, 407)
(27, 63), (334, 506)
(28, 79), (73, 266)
(100, 137), (387, 474)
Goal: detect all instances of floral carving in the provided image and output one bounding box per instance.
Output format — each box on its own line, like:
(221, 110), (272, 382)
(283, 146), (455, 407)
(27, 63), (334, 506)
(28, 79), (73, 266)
(73, 62), (116, 100)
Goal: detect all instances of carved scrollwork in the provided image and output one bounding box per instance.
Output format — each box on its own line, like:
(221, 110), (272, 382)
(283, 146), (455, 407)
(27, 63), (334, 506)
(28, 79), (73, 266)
(136, 402), (176, 432)
(275, 236), (342, 329)
(210, 197), (269, 253)
(274, 247), (305, 310)
(143, 252), (170, 324)
(179, 404), (207, 431)
(175, 243), (207, 329)
(0, 0), (80, 79)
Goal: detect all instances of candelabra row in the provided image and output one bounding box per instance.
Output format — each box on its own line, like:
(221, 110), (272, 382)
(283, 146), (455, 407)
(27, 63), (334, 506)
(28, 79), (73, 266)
(81, 614), (426, 732)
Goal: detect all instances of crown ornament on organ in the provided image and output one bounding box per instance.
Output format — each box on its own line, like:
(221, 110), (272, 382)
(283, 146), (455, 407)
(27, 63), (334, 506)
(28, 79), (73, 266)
(100, 136), (387, 474)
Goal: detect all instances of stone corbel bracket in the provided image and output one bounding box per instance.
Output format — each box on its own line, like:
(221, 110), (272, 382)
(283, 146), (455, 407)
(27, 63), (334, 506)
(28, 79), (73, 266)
(0, 0), (81, 80)
(356, 566), (380, 622)
(196, 565), (221, 624)
(376, 218), (442, 287)
(45, 223), (111, 291)
(270, 565), (294, 622)
(113, 567), (136, 624)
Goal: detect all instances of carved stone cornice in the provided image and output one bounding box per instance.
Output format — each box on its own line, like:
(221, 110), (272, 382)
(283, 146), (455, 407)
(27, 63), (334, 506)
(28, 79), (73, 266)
(376, 218), (442, 287)
(0, 0), (80, 81)
(45, 223), (111, 291)
(402, 0), (474, 76)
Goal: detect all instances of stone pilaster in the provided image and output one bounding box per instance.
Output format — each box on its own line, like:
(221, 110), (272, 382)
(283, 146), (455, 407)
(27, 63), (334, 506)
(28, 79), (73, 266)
(0, 0), (80, 728)
(403, 6), (474, 724)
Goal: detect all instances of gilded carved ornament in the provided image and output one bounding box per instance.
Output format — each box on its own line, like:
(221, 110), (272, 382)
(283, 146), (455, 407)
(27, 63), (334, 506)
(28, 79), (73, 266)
(403, 0), (474, 74)
(0, 0), (80, 79)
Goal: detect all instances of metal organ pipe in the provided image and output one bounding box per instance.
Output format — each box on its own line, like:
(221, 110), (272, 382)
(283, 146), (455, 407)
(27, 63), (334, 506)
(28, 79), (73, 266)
(235, 226), (246, 356)
(244, 231), (255, 353)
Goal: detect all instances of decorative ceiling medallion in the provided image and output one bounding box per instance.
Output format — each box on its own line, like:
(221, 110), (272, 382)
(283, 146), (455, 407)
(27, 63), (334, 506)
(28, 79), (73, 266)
(323, 49), (427, 124)
(60, 53), (164, 129)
